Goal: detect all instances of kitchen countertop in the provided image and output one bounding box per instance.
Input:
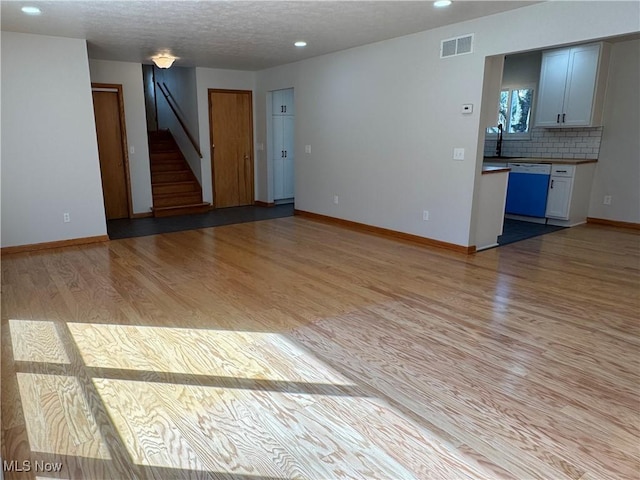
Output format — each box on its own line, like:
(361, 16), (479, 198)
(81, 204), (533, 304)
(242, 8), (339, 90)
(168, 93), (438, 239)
(483, 157), (597, 165)
(481, 166), (510, 175)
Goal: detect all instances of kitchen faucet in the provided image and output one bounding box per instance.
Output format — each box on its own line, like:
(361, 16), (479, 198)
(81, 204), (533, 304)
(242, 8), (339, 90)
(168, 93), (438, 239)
(496, 123), (503, 157)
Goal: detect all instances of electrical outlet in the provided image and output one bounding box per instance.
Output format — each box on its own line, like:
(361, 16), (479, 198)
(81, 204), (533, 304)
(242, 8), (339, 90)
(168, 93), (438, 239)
(333, 195), (339, 205)
(422, 210), (430, 221)
(305, 145), (311, 154)
(63, 212), (71, 223)
(453, 148), (465, 160)
(603, 195), (612, 205)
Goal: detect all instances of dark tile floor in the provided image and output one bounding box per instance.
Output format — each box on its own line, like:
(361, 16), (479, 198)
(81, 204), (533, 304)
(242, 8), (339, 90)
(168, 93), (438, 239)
(109, 206), (561, 247)
(498, 218), (566, 246)
(107, 204), (295, 240)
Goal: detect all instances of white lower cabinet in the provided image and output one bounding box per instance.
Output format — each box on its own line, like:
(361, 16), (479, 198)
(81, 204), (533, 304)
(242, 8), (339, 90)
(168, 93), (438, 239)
(546, 165), (574, 219)
(546, 163), (596, 227)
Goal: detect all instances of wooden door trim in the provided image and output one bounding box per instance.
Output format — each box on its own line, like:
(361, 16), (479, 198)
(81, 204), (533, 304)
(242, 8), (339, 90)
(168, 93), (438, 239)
(208, 89), (255, 207)
(91, 83), (134, 218)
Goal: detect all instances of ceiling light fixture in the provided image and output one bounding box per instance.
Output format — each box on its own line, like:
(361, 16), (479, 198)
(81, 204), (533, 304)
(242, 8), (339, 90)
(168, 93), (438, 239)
(433, 0), (452, 7)
(294, 41), (307, 47)
(151, 54), (177, 69)
(21, 6), (41, 15)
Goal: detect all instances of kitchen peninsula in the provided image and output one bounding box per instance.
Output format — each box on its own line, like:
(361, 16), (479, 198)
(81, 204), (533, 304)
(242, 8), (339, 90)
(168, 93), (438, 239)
(484, 157), (597, 224)
(475, 157), (597, 251)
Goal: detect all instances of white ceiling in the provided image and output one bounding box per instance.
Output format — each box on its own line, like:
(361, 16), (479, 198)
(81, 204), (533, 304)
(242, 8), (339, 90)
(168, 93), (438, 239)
(1, 1), (538, 71)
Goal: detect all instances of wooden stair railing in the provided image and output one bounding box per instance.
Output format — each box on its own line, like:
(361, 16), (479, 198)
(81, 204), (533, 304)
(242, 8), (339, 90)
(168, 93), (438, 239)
(156, 82), (202, 158)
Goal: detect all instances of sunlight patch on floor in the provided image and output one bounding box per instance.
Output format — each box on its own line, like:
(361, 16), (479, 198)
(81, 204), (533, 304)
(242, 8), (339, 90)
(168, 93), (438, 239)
(16, 372), (112, 460)
(93, 378), (417, 478)
(10, 318), (445, 477)
(9, 319), (70, 364)
(67, 323), (354, 386)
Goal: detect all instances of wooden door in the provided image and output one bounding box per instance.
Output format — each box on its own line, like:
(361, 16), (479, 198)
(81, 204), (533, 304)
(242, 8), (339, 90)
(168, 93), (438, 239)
(92, 87), (130, 219)
(209, 90), (254, 208)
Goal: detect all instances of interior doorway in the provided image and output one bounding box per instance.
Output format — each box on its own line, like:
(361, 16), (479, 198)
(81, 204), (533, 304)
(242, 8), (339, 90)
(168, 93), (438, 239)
(209, 89), (254, 208)
(91, 84), (132, 220)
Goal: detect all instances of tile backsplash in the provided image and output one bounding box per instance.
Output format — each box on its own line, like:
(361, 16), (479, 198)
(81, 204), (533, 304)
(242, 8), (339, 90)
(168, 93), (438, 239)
(484, 127), (603, 159)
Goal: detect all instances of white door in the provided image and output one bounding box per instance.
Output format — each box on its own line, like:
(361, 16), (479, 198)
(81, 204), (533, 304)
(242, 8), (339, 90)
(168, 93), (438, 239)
(563, 45), (599, 126)
(271, 88), (295, 202)
(535, 49), (570, 127)
(283, 115), (295, 198)
(272, 116), (285, 200)
(281, 88), (294, 116)
(546, 176), (573, 219)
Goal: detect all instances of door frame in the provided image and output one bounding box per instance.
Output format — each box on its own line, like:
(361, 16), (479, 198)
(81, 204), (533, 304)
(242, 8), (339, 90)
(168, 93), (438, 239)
(91, 83), (134, 219)
(208, 88), (255, 207)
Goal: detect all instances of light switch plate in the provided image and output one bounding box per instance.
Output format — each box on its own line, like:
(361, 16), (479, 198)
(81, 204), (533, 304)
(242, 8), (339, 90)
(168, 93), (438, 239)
(462, 104), (473, 114)
(453, 148), (465, 160)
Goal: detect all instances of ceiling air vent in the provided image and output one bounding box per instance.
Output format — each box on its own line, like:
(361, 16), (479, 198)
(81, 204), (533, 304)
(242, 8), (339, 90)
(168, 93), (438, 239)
(440, 34), (474, 58)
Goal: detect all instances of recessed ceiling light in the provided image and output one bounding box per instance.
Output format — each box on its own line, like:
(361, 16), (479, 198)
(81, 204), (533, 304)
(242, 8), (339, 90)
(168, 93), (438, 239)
(294, 41), (307, 48)
(433, 0), (452, 7)
(21, 6), (41, 15)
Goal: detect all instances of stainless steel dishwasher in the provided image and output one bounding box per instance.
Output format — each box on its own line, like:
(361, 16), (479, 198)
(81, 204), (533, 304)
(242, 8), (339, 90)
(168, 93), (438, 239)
(505, 163), (552, 218)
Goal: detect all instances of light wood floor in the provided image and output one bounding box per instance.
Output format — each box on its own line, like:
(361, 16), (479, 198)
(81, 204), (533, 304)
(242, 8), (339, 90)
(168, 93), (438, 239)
(1, 217), (638, 479)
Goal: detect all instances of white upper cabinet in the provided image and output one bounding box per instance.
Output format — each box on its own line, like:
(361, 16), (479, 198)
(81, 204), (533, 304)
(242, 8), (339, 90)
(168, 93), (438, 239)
(535, 43), (610, 128)
(272, 88), (294, 116)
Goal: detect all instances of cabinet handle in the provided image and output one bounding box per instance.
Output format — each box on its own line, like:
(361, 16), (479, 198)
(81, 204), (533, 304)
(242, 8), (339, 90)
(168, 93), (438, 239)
(557, 114), (560, 123)
(284, 150), (287, 157)
(556, 170), (567, 173)
(281, 150), (284, 157)
(562, 113), (566, 123)
(550, 179), (554, 189)
(284, 106), (287, 113)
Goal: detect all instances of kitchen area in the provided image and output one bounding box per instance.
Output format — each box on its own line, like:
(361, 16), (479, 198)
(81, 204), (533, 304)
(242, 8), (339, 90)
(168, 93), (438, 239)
(475, 39), (616, 250)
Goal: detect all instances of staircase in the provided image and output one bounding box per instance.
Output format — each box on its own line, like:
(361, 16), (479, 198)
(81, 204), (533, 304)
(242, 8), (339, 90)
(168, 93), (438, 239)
(148, 130), (210, 217)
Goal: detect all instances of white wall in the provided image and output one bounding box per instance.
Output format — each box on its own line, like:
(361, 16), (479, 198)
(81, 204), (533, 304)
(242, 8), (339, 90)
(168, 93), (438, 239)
(588, 38), (640, 223)
(89, 59), (153, 215)
(254, 1), (639, 247)
(195, 68), (256, 204)
(156, 66), (202, 183)
(1, 32), (107, 247)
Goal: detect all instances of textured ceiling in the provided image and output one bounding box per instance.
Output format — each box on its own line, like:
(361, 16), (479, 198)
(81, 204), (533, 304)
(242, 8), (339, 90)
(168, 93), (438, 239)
(1, 1), (538, 71)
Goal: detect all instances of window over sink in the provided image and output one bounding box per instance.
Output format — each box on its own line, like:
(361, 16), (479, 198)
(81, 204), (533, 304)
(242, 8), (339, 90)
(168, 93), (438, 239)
(487, 84), (535, 138)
